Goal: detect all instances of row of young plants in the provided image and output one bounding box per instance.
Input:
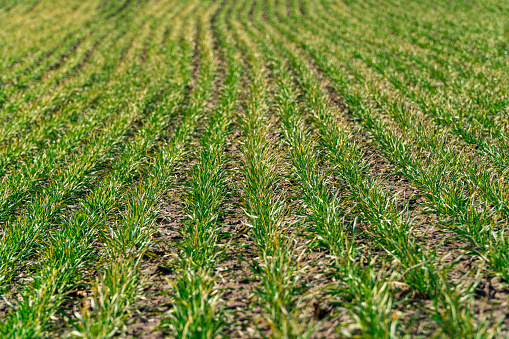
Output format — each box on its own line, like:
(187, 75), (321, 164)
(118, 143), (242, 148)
(0, 0), (179, 139)
(0, 0), (190, 225)
(267, 0), (509, 288)
(314, 0), (509, 170)
(254, 9), (421, 338)
(0, 0), (211, 338)
(262, 0), (452, 268)
(268, 2), (502, 178)
(0, 1), (156, 183)
(160, 2), (306, 335)
(1, 0), (508, 337)
(224, 4), (319, 336)
(0, 24), (176, 225)
(302, 0), (509, 176)
(238, 66), (308, 337)
(0, 0), (153, 138)
(237, 3), (402, 336)
(222, 4), (420, 336)
(0, 0), (90, 73)
(0, 54), (190, 339)
(240, 0), (504, 336)
(73, 4), (221, 337)
(160, 4), (240, 336)
(0, 16), (170, 291)
(3, 0), (196, 337)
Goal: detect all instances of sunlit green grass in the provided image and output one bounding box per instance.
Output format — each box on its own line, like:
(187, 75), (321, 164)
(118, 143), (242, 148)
(0, 0), (508, 337)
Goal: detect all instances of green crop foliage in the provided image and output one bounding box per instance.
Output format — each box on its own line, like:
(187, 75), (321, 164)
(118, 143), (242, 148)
(0, 0), (507, 337)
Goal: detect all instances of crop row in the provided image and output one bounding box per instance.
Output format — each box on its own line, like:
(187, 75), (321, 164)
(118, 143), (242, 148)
(1, 0), (508, 337)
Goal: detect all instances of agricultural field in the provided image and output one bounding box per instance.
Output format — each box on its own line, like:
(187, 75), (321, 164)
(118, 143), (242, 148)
(0, 0), (509, 337)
